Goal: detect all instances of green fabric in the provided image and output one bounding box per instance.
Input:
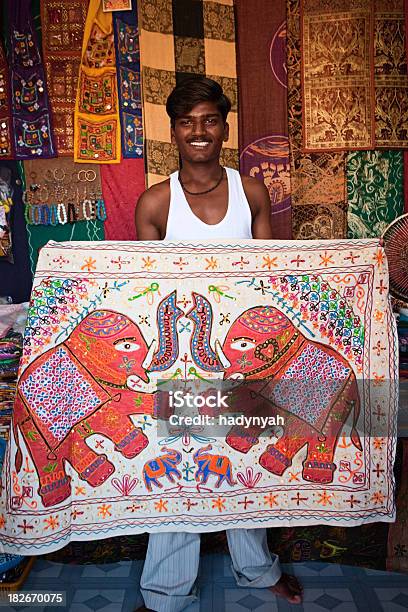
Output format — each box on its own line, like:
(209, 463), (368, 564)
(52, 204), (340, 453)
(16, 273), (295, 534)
(27, 221), (105, 275)
(347, 151), (404, 238)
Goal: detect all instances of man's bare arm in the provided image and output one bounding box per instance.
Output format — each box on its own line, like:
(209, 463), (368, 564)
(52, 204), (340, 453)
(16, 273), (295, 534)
(242, 176), (273, 239)
(135, 181), (169, 240)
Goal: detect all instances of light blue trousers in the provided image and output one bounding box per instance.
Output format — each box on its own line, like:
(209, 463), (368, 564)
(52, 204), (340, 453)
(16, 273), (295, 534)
(140, 529), (282, 612)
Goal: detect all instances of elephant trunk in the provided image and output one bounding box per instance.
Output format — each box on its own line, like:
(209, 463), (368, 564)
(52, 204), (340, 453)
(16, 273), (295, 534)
(147, 292), (183, 372)
(186, 294), (224, 372)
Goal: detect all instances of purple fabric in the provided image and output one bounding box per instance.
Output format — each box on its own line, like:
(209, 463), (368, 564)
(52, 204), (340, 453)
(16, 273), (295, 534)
(7, 0), (56, 159)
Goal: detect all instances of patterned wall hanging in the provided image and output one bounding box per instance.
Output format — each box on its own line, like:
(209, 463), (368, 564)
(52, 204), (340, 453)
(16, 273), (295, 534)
(300, 0), (408, 152)
(287, 0), (347, 239)
(23, 158), (107, 226)
(138, 0), (238, 187)
(301, 0), (374, 152)
(0, 167), (14, 261)
(100, 158), (144, 239)
(374, 0), (408, 148)
(0, 238), (397, 554)
(347, 151), (404, 238)
(113, 6), (143, 158)
(74, 0), (121, 163)
(0, 42), (14, 160)
(236, 0), (292, 239)
(41, 0), (88, 156)
(7, 0), (56, 160)
(404, 0), (408, 213)
(0, 161), (32, 303)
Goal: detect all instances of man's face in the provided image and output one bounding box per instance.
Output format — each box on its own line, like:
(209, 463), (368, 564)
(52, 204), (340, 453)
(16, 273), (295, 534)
(171, 101), (229, 163)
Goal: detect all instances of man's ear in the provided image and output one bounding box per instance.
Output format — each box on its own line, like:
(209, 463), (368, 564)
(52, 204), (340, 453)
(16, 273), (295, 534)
(171, 127), (176, 144)
(223, 122), (230, 142)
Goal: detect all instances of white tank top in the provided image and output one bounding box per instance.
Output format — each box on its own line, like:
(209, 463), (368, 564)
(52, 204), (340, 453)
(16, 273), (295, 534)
(164, 167), (253, 240)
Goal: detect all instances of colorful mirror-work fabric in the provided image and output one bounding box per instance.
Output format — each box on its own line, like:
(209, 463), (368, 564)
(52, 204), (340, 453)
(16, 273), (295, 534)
(41, 0), (88, 156)
(0, 42), (14, 160)
(113, 7), (143, 158)
(0, 239), (397, 555)
(74, 0), (121, 163)
(347, 151), (404, 238)
(8, 0), (56, 159)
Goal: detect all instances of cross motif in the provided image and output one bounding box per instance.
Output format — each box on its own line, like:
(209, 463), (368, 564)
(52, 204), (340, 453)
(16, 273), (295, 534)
(372, 463), (384, 478)
(345, 252), (360, 264)
(345, 495), (361, 508)
(290, 255), (305, 268)
(376, 279), (387, 295)
(18, 519), (34, 534)
(238, 496), (254, 509)
(292, 492), (308, 506)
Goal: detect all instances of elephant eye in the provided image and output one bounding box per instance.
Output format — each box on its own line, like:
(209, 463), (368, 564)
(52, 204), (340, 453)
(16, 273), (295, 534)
(114, 340), (140, 352)
(230, 338), (256, 351)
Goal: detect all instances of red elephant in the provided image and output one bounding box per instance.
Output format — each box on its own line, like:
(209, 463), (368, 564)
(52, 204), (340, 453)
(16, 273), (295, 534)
(187, 294), (361, 485)
(13, 293), (182, 508)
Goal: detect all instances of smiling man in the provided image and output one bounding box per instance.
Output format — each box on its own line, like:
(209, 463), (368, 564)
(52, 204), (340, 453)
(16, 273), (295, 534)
(135, 77), (303, 611)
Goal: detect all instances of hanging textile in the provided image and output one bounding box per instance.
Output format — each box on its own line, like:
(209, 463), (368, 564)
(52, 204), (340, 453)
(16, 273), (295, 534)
(41, 0), (88, 156)
(113, 6), (143, 158)
(26, 220), (105, 275)
(0, 41), (14, 160)
(404, 0), (408, 213)
(22, 158), (107, 227)
(300, 0), (408, 152)
(0, 162), (32, 303)
(138, 0), (238, 186)
(138, 0), (177, 186)
(292, 201), (347, 239)
(235, 0), (291, 239)
(100, 158), (144, 240)
(0, 166), (14, 261)
(287, 0), (347, 238)
(0, 238), (398, 555)
(7, 0), (56, 160)
(374, 0), (408, 148)
(301, 0), (374, 151)
(347, 151), (404, 238)
(74, 0), (121, 163)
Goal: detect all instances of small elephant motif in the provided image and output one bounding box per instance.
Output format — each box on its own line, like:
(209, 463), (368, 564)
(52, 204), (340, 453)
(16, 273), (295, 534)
(142, 447), (182, 491)
(193, 444), (235, 488)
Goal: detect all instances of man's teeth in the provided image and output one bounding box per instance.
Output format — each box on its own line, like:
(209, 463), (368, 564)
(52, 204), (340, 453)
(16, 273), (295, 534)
(190, 142), (209, 147)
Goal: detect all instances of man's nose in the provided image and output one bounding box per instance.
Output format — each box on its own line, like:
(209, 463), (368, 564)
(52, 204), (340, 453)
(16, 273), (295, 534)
(192, 120), (205, 136)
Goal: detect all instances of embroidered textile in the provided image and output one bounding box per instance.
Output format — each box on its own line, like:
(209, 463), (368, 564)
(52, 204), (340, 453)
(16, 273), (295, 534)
(374, 0), (408, 148)
(113, 7), (143, 158)
(100, 158), (144, 239)
(301, 0), (408, 151)
(0, 42), (14, 160)
(74, 0), (121, 163)
(0, 161), (32, 303)
(22, 158), (107, 226)
(139, 0), (238, 186)
(235, 0), (291, 239)
(7, 0), (56, 159)
(41, 0), (88, 156)
(287, 0), (347, 239)
(0, 166), (14, 260)
(292, 202), (347, 239)
(1, 239), (397, 555)
(301, 0), (374, 151)
(404, 0), (408, 212)
(347, 151), (404, 238)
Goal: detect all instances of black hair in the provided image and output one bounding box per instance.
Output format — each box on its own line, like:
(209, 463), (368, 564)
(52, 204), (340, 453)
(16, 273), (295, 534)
(166, 76), (231, 127)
